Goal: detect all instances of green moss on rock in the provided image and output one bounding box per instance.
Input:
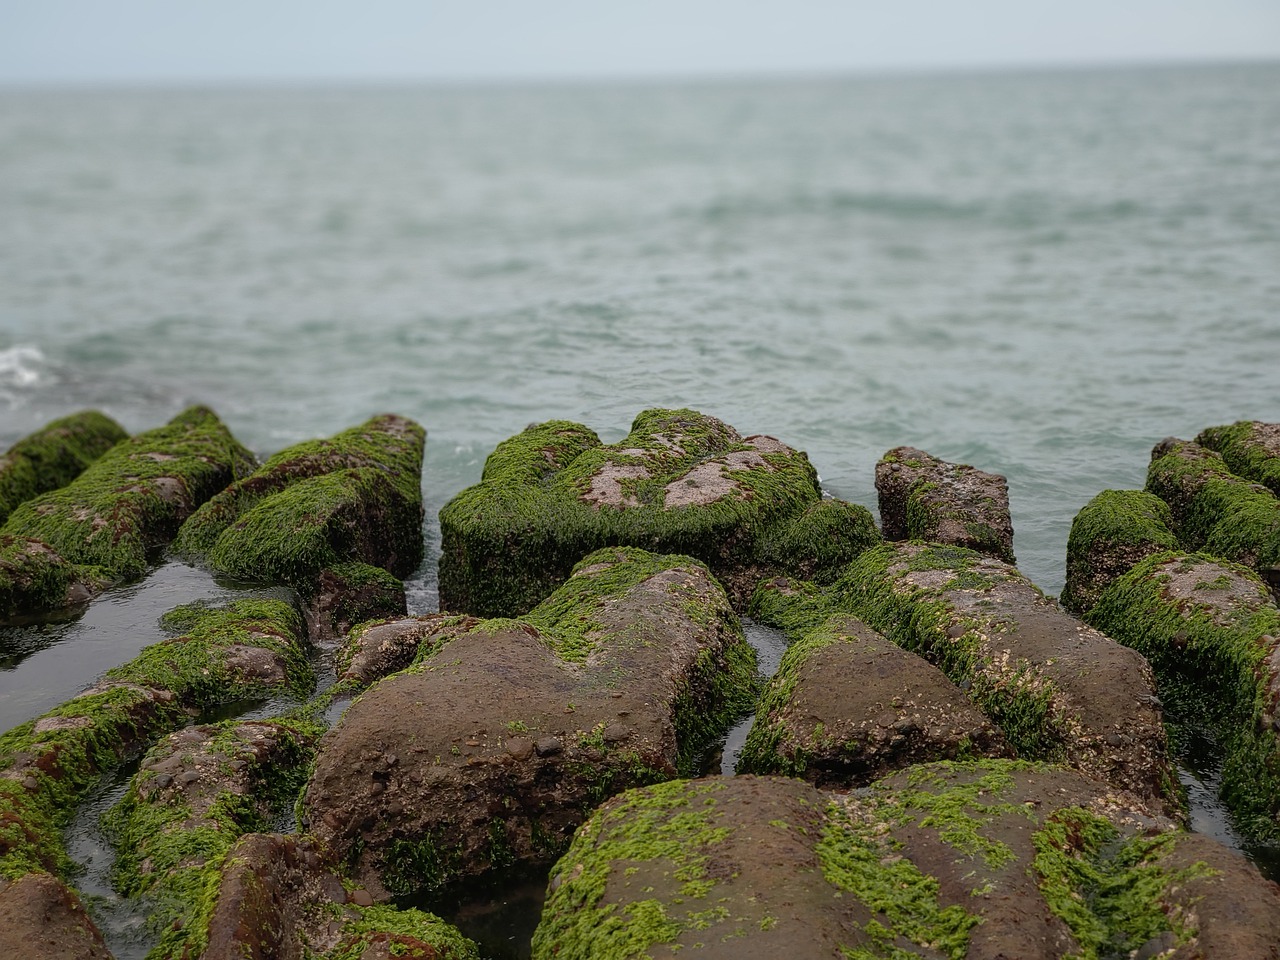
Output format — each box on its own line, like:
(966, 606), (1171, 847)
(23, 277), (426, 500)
(1197, 420), (1280, 497)
(1060, 489), (1178, 615)
(439, 408), (877, 617)
(322, 904), (481, 960)
(175, 414), (425, 587)
(0, 410), (128, 526)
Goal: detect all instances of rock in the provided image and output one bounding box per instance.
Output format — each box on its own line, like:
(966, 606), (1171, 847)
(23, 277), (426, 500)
(1197, 419), (1280, 497)
(532, 763), (1280, 960)
(737, 613), (1011, 785)
(304, 547), (758, 897)
(197, 833), (479, 960)
(0, 407), (255, 605)
(0, 409), (128, 526)
(1086, 551), (1280, 843)
(0, 870), (111, 959)
(335, 613), (482, 688)
(1146, 438), (1280, 575)
(1060, 489), (1179, 615)
(0, 534), (101, 623)
(174, 414), (425, 589)
(438, 408), (879, 617)
(305, 562), (408, 646)
(875, 446), (1015, 563)
(751, 542), (1177, 811)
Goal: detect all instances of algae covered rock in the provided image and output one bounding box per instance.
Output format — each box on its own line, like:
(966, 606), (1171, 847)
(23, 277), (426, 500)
(305, 562), (408, 646)
(0, 534), (101, 622)
(752, 542), (1177, 809)
(0, 870), (111, 960)
(534, 762), (1280, 960)
(0, 409), (128, 526)
(0, 406), (255, 611)
(439, 408), (879, 617)
(875, 445), (1015, 563)
(1060, 489), (1179, 615)
(175, 413), (425, 589)
(334, 613), (482, 689)
(1086, 551), (1280, 842)
(1197, 419), (1280, 497)
(737, 613), (1011, 785)
(304, 547), (757, 898)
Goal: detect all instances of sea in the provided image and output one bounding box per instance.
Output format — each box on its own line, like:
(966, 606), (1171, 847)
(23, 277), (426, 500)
(1, 61), (1279, 952)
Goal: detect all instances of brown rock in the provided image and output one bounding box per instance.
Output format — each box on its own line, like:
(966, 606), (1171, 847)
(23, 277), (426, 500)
(0, 871), (111, 960)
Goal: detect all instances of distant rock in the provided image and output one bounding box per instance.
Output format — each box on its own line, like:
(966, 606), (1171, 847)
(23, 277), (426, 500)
(0, 409), (128, 526)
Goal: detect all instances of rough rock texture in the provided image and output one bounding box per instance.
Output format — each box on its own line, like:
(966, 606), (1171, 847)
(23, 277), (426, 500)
(533, 763), (1280, 960)
(1087, 551), (1280, 842)
(0, 533), (99, 622)
(0, 870), (112, 959)
(751, 542), (1178, 811)
(438, 408), (879, 617)
(0, 409), (128, 526)
(304, 548), (757, 898)
(0, 599), (309, 884)
(1197, 419), (1280, 497)
(175, 414), (425, 589)
(1060, 489), (1179, 615)
(334, 613), (483, 689)
(105, 717), (323, 959)
(737, 613), (1012, 786)
(875, 446), (1015, 563)
(304, 562), (407, 647)
(1146, 438), (1280, 577)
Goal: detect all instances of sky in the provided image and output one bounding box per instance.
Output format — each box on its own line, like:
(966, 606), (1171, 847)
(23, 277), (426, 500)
(2, 1), (1279, 85)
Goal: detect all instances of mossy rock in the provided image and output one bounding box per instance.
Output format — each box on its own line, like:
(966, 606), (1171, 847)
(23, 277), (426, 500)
(737, 613), (1011, 785)
(103, 716), (322, 959)
(334, 613), (483, 690)
(533, 762), (1280, 960)
(875, 446), (1016, 563)
(1086, 551), (1280, 843)
(176, 414), (425, 588)
(1146, 438), (1280, 573)
(0, 534), (103, 623)
(304, 547), (758, 898)
(1197, 420), (1280, 497)
(439, 408), (879, 617)
(750, 542), (1178, 809)
(0, 406), (255, 600)
(1060, 489), (1178, 615)
(305, 562), (407, 645)
(0, 410), (128, 527)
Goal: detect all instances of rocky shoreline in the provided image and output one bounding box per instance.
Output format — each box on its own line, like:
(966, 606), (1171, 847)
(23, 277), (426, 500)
(3, 407), (1280, 958)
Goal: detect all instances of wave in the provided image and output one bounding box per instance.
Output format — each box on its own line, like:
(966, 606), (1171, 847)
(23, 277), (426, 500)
(0, 344), (50, 408)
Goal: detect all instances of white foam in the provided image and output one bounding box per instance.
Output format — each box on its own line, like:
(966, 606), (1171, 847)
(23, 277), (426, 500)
(0, 344), (47, 408)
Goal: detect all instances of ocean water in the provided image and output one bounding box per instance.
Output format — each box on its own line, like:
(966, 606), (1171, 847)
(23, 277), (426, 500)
(1, 63), (1279, 927)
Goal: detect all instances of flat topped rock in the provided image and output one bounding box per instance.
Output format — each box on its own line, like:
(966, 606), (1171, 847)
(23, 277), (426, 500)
(738, 613), (1011, 785)
(304, 547), (757, 899)
(875, 445), (1015, 563)
(1060, 489), (1178, 615)
(533, 763), (1280, 960)
(1197, 419), (1280, 497)
(439, 408), (879, 617)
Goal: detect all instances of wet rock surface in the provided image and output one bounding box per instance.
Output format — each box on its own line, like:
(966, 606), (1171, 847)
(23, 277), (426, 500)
(0, 869), (111, 960)
(305, 548), (757, 898)
(305, 561), (408, 647)
(875, 446), (1015, 563)
(534, 763), (1280, 960)
(439, 408), (879, 617)
(738, 613), (1011, 786)
(335, 613), (483, 688)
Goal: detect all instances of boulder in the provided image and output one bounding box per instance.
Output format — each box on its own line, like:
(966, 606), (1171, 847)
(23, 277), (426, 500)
(304, 548), (757, 898)
(1087, 551), (1280, 842)
(875, 446), (1015, 563)
(174, 414), (425, 588)
(304, 562), (408, 647)
(439, 408), (878, 617)
(0, 409), (128, 526)
(0, 870), (111, 960)
(751, 542), (1177, 810)
(0, 534), (102, 622)
(0, 406), (255, 614)
(1060, 489), (1179, 615)
(737, 613), (1011, 785)
(334, 613), (482, 689)
(1197, 419), (1280, 497)
(533, 763), (1280, 960)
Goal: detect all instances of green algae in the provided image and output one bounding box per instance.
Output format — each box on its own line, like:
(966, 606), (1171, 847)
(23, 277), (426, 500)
(1086, 551), (1280, 840)
(0, 533), (103, 621)
(1060, 489), (1179, 615)
(0, 410), (128, 526)
(439, 408), (869, 618)
(322, 903), (481, 960)
(1197, 420), (1280, 497)
(1, 406), (255, 587)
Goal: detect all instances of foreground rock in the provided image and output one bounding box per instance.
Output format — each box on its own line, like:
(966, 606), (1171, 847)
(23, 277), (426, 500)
(533, 763), (1280, 960)
(1087, 551), (1280, 843)
(200, 833), (479, 960)
(1060, 489), (1179, 615)
(304, 547), (757, 898)
(439, 408), (879, 617)
(0, 870), (111, 960)
(875, 446), (1015, 562)
(0, 410), (128, 526)
(751, 542), (1177, 810)
(737, 613), (1011, 785)
(0, 406), (255, 618)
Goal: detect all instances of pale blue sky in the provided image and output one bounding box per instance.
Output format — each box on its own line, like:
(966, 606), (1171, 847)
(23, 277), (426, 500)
(3, 1), (1279, 84)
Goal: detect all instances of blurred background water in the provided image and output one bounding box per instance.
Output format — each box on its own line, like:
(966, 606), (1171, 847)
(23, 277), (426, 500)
(1, 61), (1277, 615)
